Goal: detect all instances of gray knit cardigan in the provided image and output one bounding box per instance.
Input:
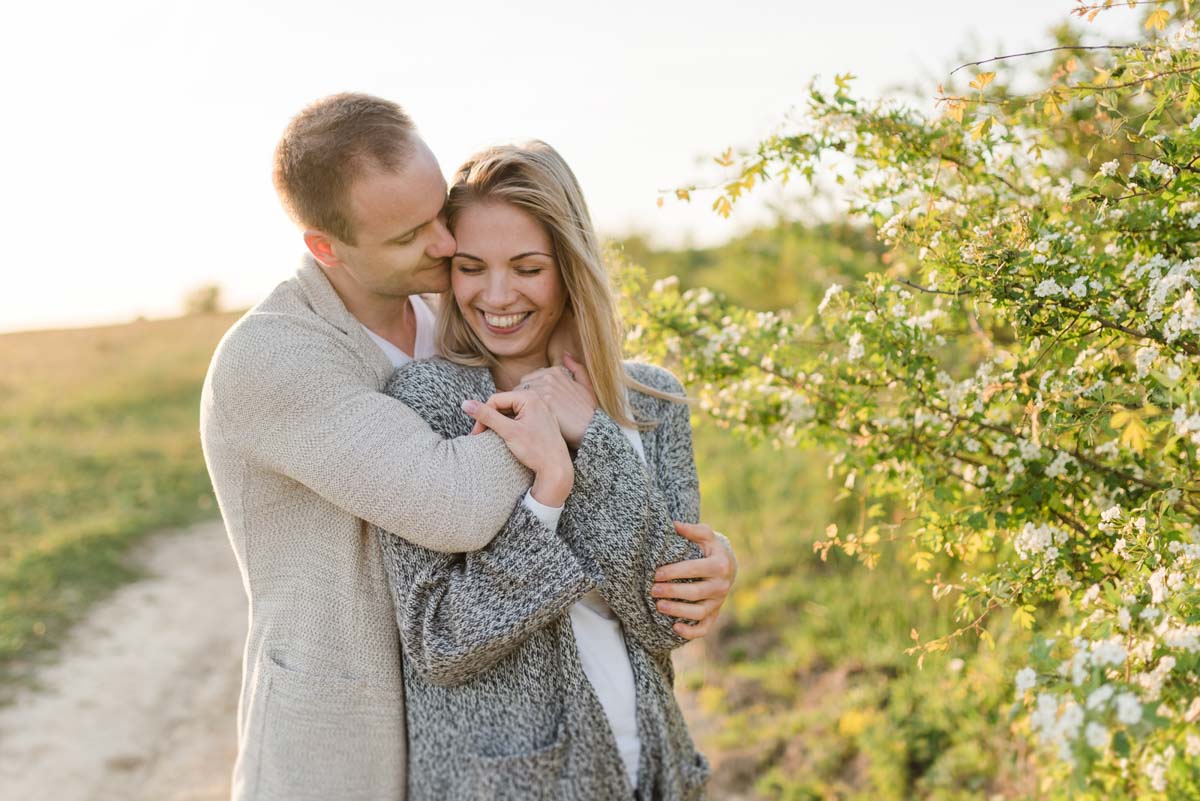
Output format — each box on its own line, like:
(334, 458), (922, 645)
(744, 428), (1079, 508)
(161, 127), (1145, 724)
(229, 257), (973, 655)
(374, 358), (711, 801)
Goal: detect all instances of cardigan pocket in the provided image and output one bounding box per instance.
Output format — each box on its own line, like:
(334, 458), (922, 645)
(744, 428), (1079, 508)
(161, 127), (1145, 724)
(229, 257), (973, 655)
(463, 719), (571, 801)
(250, 651), (405, 801)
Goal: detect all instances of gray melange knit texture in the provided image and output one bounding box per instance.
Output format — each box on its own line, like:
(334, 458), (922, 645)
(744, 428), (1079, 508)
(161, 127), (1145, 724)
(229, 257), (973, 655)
(375, 357), (711, 801)
(199, 257), (532, 801)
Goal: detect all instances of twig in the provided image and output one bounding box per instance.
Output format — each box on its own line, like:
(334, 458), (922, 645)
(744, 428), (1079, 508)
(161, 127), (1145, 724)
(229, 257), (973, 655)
(896, 277), (973, 297)
(1072, 0), (1175, 13)
(1102, 64), (1200, 92)
(1055, 299), (1200, 356)
(938, 65), (1200, 107)
(950, 44), (1142, 76)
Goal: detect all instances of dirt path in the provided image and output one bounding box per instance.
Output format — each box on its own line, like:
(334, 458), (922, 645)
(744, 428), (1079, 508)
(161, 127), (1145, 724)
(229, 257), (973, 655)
(0, 520), (729, 801)
(0, 521), (247, 801)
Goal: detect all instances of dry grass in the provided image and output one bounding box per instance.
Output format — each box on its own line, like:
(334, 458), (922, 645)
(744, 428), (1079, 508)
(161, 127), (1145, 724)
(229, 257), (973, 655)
(0, 313), (239, 687)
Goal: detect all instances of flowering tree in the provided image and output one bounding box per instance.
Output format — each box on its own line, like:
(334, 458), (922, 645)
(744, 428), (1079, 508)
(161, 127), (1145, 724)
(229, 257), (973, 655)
(627, 2), (1200, 797)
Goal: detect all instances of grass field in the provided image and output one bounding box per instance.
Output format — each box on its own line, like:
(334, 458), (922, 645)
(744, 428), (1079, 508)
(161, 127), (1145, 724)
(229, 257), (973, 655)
(0, 312), (240, 686)
(686, 426), (1034, 800)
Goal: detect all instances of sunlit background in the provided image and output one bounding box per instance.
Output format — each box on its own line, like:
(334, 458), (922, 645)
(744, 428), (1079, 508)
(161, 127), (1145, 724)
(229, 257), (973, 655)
(6, 4), (1182, 799)
(2, 0), (1135, 333)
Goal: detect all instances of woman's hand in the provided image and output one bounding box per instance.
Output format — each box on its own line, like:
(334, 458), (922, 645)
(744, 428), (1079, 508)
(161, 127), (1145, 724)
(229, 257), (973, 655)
(649, 523), (739, 640)
(462, 391), (574, 507)
(514, 352), (597, 451)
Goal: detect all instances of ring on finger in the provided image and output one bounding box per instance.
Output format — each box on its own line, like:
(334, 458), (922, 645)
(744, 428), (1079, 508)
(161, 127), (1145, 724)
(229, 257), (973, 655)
(561, 366), (575, 381)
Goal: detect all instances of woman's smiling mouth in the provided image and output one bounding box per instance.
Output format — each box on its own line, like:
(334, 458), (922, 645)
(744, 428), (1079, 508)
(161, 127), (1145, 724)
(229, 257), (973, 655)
(479, 310), (533, 334)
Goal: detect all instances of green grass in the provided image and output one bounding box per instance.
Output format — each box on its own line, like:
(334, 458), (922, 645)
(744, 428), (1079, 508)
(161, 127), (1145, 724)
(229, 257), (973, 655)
(686, 420), (1038, 801)
(0, 313), (239, 686)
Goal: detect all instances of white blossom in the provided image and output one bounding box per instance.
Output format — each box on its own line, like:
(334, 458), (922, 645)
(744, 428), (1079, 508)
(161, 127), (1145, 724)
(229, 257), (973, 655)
(1015, 667), (1038, 696)
(1087, 684), (1115, 710)
(1148, 160), (1177, 182)
(1135, 345), (1159, 379)
(1085, 721), (1110, 750)
(817, 283), (842, 315)
(1035, 279), (1064, 297)
(1090, 638), (1127, 668)
(846, 331), (864, 362)
(1149, 568), (1169, 604)
(1142, 746), (1174, 792)
(1116, 692), (1143, 725)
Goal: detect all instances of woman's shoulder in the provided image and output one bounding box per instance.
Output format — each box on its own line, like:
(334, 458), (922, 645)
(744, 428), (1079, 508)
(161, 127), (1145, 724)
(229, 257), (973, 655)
(621, 361), (688, 424)
(622, 361), (686, 398)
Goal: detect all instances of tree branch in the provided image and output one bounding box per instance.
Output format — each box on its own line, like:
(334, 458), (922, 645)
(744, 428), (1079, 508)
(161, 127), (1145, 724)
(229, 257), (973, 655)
(896, 277), (974, 297)
(950, 44), (1143, 77)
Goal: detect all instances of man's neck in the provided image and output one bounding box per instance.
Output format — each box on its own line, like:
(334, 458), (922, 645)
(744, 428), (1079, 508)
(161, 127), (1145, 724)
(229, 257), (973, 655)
(321, 265), (417, 355)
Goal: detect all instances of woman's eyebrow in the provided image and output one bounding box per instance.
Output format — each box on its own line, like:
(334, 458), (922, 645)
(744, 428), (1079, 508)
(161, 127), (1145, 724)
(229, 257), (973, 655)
(511, 251), (553, 260)
(452, 251), (485, 261)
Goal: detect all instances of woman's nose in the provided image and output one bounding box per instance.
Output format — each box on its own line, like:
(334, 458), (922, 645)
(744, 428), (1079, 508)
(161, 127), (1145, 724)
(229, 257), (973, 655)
(482, 272), (518, 308)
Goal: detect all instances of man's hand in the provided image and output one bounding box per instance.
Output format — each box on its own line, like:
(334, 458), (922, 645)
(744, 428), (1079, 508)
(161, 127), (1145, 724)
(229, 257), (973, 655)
(650, 522), (738, 640)
(462, 393), (573, 507)
(513, 352), (597, 450)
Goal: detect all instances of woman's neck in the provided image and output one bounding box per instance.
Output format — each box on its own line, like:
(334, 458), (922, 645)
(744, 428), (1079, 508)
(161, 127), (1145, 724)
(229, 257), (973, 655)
(491, 352), (550, 392)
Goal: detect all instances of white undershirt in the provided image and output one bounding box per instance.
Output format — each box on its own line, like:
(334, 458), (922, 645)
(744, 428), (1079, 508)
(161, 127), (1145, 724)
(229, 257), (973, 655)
(360, 294), (438, 367)
(365, 300), (643, 788)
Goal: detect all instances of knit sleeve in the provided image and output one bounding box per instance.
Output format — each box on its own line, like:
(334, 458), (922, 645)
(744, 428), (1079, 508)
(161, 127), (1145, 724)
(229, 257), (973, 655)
(374, 357), (602, 687)
(205, 313), (529, 553)
(375, 501), (599, 687)
(555, 388), (703, 656)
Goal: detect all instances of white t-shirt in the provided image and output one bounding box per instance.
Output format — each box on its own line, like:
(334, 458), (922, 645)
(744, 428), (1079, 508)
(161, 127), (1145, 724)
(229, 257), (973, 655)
(365, 300), (643, 788)
(360, 294), (438, 367)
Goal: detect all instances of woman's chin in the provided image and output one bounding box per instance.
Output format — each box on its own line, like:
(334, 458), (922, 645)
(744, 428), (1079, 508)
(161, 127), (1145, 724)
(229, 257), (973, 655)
(469, 327), (546, 361)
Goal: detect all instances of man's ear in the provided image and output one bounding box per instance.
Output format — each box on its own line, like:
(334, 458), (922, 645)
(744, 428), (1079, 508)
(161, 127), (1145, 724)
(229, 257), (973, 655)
(303, 230), (341, 269)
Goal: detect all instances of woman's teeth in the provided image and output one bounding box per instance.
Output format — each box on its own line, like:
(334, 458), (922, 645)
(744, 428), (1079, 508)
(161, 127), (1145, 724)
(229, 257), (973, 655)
(482, 311), (531, 329)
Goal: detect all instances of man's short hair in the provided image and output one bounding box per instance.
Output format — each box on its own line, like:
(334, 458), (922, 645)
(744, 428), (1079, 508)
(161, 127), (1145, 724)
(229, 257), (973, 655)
(273, 93), (417, 245)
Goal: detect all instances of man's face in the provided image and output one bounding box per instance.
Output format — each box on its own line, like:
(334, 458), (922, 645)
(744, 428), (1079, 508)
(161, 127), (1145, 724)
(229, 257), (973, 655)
(326, 139), (456, 297)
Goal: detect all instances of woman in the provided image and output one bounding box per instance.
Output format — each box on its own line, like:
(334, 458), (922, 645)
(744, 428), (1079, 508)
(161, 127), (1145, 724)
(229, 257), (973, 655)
(374, 141), (709, 800)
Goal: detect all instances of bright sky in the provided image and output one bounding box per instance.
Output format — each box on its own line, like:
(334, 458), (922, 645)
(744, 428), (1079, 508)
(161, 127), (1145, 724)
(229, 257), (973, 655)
(1, 1), (1138, 333)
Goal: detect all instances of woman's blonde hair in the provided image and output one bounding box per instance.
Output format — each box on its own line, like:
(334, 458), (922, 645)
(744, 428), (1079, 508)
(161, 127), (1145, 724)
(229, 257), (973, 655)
(438, 140), (681, 429)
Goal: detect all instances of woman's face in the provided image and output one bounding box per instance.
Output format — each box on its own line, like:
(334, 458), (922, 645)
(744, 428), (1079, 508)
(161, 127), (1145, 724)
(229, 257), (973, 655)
(450, 201), (567, 363)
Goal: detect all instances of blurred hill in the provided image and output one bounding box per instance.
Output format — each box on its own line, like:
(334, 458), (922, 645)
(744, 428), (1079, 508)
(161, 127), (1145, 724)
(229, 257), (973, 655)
(615, 221), (885, 312)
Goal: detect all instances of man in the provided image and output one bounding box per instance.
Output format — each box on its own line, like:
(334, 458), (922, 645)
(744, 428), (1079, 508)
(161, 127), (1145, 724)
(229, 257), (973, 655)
(200, 92), (736, 801)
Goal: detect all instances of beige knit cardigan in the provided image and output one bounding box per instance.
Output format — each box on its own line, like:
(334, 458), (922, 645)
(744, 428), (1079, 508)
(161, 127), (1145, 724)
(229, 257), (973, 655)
(199, 257), (531, 801)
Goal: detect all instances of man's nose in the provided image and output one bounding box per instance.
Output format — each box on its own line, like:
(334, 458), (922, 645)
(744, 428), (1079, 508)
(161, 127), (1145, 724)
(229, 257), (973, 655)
(427, 218), (456, 259)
